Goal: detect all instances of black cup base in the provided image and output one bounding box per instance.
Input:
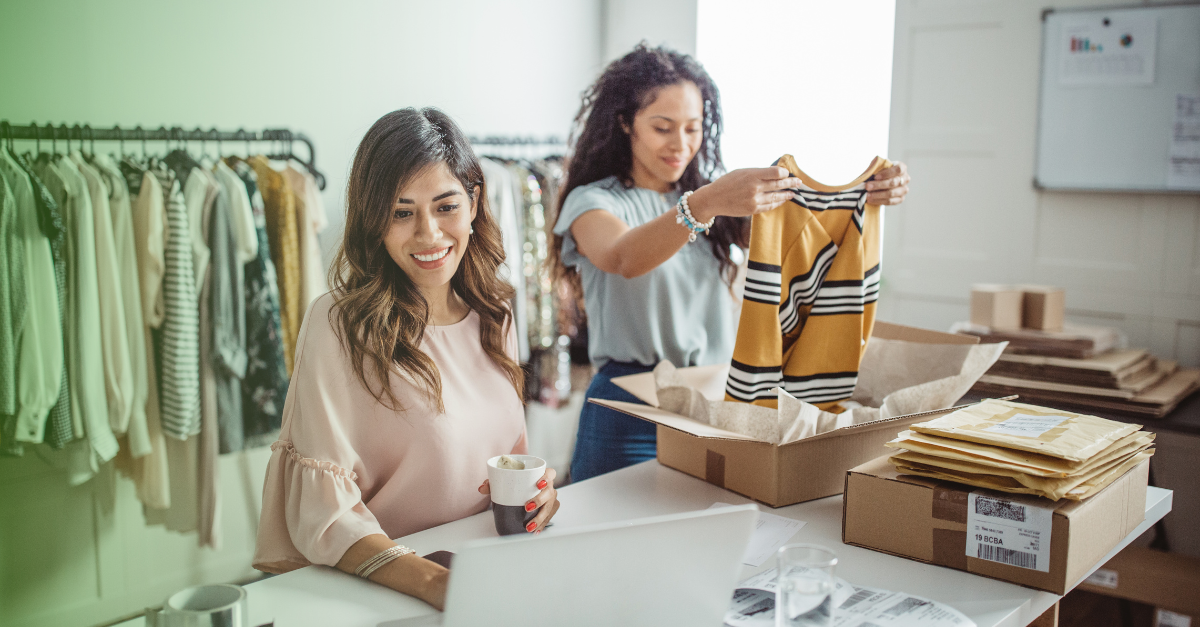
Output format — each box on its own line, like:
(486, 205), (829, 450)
(493, 503), (538, 536)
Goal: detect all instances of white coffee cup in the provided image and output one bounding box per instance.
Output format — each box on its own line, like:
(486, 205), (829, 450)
(486, 455), (546, 535)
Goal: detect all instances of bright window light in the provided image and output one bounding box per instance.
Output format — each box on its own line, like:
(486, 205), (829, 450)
(696, 0), (896, 184)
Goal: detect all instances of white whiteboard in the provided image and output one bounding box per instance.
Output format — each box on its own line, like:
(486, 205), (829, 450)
(1036, 3), (1200, 192)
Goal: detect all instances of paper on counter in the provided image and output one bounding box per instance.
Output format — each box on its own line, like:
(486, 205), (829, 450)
(709, 503), (805, 567)
(725, 569), (854, 627)
(725, 569), (975, 627)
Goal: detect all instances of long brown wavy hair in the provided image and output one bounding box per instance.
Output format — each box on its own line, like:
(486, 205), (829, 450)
(329, 108), (524, 413)
(550, 43), (748, 300)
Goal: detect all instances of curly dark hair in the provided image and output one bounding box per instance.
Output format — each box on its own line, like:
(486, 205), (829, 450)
(550, 43), (749, 300)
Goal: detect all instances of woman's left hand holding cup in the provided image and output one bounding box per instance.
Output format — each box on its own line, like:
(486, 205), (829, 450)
(479, 462), (561, 534)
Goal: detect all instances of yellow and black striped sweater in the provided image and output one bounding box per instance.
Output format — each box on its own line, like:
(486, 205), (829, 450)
(725, 154), (889, 410)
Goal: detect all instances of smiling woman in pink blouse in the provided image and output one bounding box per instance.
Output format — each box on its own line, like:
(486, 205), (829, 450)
(252, 108), (560, 610)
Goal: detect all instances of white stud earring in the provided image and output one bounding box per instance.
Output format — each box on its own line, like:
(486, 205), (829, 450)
(469, 226), (475, 234)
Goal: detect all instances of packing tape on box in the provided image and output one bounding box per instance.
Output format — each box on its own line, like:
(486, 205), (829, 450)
(931, 483), (969, 570)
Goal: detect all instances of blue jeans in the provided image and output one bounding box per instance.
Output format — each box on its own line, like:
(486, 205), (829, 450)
(569, 361), (658, 483)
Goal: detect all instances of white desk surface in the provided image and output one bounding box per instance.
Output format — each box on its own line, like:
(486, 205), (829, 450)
(121, 461), (1172, 627)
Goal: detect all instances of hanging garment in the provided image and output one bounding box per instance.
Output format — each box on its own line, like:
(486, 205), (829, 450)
(94, 154), (151, 459)
(725, 155), (890, 410)
(37, 157), (118, 474)
(16, 155), (72, 449)
(121, 160), (170, 509)
(196, 168), (222, 549)
(284, 163), (328, 311)
(0, 176), (22, 454)
(0, 158), (25, 435)
(214, 160), (257, 265)
(248, 156), (300, 374)
(165, 151), (212, 290)
(480, 158), (529, 361)
(152, 166), (202, 440)
(72, 153), (134, 434)
(209, 173), (246, 454)
(0, 151), (62, 447)
(228, 159), (288, 447)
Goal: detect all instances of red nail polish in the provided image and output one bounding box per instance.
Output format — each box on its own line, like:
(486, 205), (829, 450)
(535, 529), (542, 535)
(537, 480), (547, 490)
(525, 502), (536, 512)
(526, 521), (537, 532)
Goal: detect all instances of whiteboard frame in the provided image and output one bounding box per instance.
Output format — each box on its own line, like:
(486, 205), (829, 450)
(1034, 1), (1200, 194)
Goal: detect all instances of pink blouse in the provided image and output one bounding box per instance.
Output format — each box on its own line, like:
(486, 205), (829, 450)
(253, 293), (526, 573)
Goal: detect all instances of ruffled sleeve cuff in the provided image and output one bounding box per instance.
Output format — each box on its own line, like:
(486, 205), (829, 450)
(252, 440), (385, 573)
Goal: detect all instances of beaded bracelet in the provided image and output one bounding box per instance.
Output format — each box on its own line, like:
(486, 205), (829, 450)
(674, 191), (714, 242)
(355, 545), (415, 579)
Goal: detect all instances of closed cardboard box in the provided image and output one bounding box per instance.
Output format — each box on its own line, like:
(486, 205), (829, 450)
(971, 284), (1024, 330)
(1021, 285), (1066, 332)
(842, 455), (1149, 594)
(1079, 546), (1200, 619)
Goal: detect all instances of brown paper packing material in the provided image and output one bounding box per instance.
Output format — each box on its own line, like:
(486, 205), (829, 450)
(592, 322), (1007, 507)
(908, 399), (1142, 462)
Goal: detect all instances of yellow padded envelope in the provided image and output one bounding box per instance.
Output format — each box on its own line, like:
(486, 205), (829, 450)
(885, 430), (1155, 477)
(890, 450), (1152, 500)
(908, 399), (1141, 462)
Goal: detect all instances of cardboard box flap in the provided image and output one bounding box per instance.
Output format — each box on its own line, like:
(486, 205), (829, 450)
(589, 399), (770, 443)
(871, 320), (980, 345)
(612, 363), (727, 408)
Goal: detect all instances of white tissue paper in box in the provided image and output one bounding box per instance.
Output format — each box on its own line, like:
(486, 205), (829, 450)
(651, 337), (1007, 445)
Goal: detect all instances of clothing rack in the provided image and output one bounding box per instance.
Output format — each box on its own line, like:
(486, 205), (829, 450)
(469, 135), (566, 161)
(469, 135), (566, 146)
(0, 121), (326, 190)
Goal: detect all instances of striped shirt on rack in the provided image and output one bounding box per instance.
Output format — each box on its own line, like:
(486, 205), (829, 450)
(152, 168), (202, 439)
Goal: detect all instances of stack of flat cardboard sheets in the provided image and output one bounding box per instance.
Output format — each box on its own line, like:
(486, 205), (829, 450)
(886, 399), (1154, 501)
(953, 325), (1200, 418)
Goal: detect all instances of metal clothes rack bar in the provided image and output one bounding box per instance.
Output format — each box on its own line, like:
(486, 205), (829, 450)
(0, 121), (325, 190)
(468, 135), (566, 146)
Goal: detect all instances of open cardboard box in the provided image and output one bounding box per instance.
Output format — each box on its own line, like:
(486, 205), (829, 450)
(591, 322), (982, 508)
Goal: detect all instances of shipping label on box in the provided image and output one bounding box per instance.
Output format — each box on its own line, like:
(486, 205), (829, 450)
(966, 492), (1053, 572)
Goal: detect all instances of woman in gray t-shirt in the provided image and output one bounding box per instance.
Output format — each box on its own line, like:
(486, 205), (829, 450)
(552, 44), (910, 482)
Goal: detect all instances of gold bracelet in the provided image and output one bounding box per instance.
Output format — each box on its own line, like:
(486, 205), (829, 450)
(355, 545), (415, 579)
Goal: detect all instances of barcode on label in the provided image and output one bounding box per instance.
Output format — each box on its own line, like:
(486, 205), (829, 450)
(977, 543), (1037, 569)
(975, 496), (1026, 522)
(1156, 609), (1192, 627)
(840, 589), (874, 610)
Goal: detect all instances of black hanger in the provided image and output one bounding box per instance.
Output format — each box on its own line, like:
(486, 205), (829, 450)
(82, 124), (95, 159)
(115, 125), (125, 158)
(211, 128), (222, 160)
(30, 121), (41, 157)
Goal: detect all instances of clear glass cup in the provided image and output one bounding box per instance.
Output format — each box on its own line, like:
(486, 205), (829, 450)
(775, 544), (838, 627)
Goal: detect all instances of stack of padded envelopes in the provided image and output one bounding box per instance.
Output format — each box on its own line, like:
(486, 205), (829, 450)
(885, 399), (1154, 501)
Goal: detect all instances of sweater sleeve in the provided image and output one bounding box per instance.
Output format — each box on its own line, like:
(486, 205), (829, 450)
(252, 296), (386, 573)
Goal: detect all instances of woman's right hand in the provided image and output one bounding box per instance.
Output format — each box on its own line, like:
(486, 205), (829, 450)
(688, 167), (803, 222)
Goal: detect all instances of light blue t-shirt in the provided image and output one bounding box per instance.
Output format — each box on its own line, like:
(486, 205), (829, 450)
(553, 176), (734, 369)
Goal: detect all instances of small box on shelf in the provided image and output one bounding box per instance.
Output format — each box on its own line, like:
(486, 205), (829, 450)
(1020, 285), (1066, 332)
(970, 284), (1024, 331)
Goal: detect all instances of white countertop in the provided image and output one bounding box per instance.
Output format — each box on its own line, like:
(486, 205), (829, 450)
(122, 460), (1172, 627)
